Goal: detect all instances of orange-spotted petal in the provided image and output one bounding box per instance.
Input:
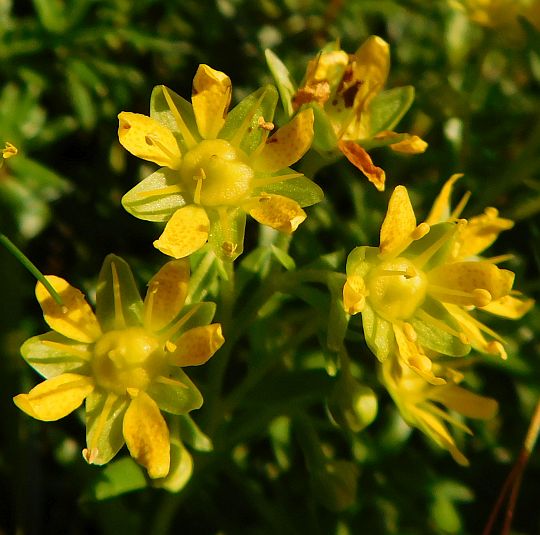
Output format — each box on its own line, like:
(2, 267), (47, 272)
(192, 65), (232, 139)
(247, 194), (306, 234)
(389, 135), (428, 154)
(251, 109), (314, 173)
(118, 112), (182, 169)
(144, 259), (190, 332)
(338, 141), (385, 191)
(36, 277), (102, 343)
(168, 324), (224, 367)
(154, 205), (210, 258)
(123, 390), (170, 479)
(480, 294), (534, 319)
(14, 373), (94, 421)
(379, 185), (417, 256)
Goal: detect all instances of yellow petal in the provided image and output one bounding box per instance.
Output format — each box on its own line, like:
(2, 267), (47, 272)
(2, 141), (17, 159)
(123, 391), (170, 479)
(425, 174), (463, 225)
(455, 207), (514, 258)
(144, 259), (190, 332)
(480, 294), (535, 319)
(118, 112), (182, 169)
(14, 373), (94, 421)
(36, 277), (102, 343)
(390, 135), (428, 154)
(153, 205), (210, 258)
(353, 36), (390, 98)
(247, 194), (306, 233)
(192, 64), (232, 139)
(428, 261), (515, 305)
(168, 324), (224, 366)
(343, 276), (367, 315)
(338, 141), (385, 191)
(430, 385), (498, 420)
(379, 185), (416, 256)
(252, 109), (314, 173)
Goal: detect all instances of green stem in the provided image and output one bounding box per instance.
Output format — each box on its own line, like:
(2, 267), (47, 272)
(0, 233), (63, 305)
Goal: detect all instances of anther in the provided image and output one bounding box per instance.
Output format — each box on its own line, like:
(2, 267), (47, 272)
(472, 288), (492, 308)
(257, 116), (275, 131)
(412, 222), (430, 241)
(403, 322), (417, 342)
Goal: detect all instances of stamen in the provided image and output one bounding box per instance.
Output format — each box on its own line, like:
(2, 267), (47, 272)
(415, 308), (469, 343)
(193, 167), (206, 205)
(231, 91), (267, 150)
(378, 265), (418, 278)
(144, 282), (157, 329)
(134, 184), (184, 200)
(257, 116), (275, 131)
(485, 254), (514, 264)
(158, 304), (201, 344)
(111, 262), (126, 329)
(451, 191), (471, 219)
(161, 86), (197, 148)
(403, 322), (417, 342)
(412, 222), (430, 241)
(413, 223), (460, 269)
(428, 284), (492, 307)
(144, 133), (182, 167)
(486, 340), (507, 360)
(41, 340), (91, 360)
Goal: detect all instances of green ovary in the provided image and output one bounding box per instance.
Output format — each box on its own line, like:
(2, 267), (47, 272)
(92, 327), (165, 394)
(367, 258), (427, 320)
(180, 139), (254, 206)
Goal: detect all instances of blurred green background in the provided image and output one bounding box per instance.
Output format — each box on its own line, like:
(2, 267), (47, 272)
(1, 0), (539, 533)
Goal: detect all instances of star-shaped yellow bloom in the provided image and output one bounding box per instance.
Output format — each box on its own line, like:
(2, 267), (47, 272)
(14, 255), (224, 479)
(290, 36), (427, 190)
(343, 178), (532, 383)
(118, 65), (323, 261)
(381, 356), (498, 465)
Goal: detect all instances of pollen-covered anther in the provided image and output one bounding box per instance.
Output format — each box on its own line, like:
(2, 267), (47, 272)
(409, 354), (432, 373)
(486, 340), (507, 360)
(472, 288), (492, 307)
(257, 116), (275, 131)
(82, 447), (99, 464)
(222, 241), (237, 257)
(403, 322), (417, 342)
(412, 222), (430, 241)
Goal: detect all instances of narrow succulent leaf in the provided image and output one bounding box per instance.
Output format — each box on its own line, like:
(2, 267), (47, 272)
(265, 49), (297, 118)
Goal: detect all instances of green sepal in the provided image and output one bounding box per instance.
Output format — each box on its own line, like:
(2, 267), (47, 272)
(265, 49), (296, 118)
(327, 274), (349, 353)
(252, 173), (324, 207)
(150, 85), (200, 152)
(219, 85), (278, 155)
(345, 246), (379, 278)
(153, 435), (193, 492)
(83, 457), (147, 501)
(21, 331), (91, 379)
(169, 302), (217, 341)
(207, 207), (246, 262)
(147, 367), (203, 415)
(368, 86), (415, 136)
(362, 303), (395, 361)
(405, 222), (457, 272)
(96, 254), (144, 331)
(121, 167), (186, 222)
(411, 298), (471, 356)
(85, 391), (129, 466)
(270, 244), (295, 271)
(309, 103), (340, 152)
(179, 414), (213, 452)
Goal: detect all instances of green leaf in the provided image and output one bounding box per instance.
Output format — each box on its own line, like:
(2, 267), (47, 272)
(253, 174), (324, 207)
(265, 49), (297, 118)
(32, 0), (69, 33)
(219, 85), (278, 155)
(236, 246), (272, 294)
(21, 332), (91, 379)
(270, 244), (295, 271)
(148, 367), (203, 415)
(368, 86), (415, 136)
(85, 457), (147, 501)
(66, 66), (96, 130)
(411, 298), (471, 356)
(121, 167), (186, 222)
(179, 414), (213, 452)
(96, 254), (144, 331)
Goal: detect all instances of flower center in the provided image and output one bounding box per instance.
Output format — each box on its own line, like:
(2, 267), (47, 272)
(367, 257), (427, 320)
(179, 139), (254, 206)
(92, 327), (165, 395)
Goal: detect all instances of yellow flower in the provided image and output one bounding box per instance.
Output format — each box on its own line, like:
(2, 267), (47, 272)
(1, 141), (17, 167)
(14, 255), (224, 478)
(118, 65), (323, 261)
(291, 37), (427, 191)
(381, 356), (498, 465)
(343, 179), (530, 383)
